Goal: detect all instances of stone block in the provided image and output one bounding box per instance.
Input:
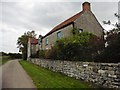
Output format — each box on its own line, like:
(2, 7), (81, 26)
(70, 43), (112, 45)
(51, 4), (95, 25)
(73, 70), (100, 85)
(98, 70), (106, 74)
(108, 74), (117, 78)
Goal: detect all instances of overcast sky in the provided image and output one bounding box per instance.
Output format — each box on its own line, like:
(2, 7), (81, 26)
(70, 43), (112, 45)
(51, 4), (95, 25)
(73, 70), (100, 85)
(0, 0), (119, 53)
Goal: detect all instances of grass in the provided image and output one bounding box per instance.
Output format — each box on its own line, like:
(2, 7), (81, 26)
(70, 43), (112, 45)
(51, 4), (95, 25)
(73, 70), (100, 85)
(0, 56), (10, 65)
(19, 60), (93, 89)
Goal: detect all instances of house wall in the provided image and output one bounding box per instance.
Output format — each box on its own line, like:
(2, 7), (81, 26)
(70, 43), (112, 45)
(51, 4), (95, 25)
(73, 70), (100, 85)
(36, 44), (39, 52)
(74, 11), (104, 38)
(27, 39), (31, 60)
(42, 24), (73, 50)
(31, 45), (37, 55)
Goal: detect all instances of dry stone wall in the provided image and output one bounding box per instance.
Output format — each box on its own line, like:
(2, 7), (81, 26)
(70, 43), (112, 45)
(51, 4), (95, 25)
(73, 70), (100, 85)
(29, 59), (120, 88)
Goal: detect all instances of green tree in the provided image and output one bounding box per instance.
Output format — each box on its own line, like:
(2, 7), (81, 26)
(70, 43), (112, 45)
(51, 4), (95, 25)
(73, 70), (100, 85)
(97, 13), (120, 62)
(105, 33), (120, 62)
(17, 31), (37, 60)
(103, 13), (120, 31)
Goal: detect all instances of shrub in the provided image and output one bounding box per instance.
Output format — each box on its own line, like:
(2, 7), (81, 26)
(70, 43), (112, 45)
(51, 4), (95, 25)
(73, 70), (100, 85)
(46, 32), (104, 61)
(30, 51), (39, 58)
(94, 32), (120, 63)
(39, 50), (45, 59)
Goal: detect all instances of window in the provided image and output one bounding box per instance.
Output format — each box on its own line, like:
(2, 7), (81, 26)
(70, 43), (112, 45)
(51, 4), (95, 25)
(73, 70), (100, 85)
(57, 31), (62, 39)
(38, 37), (42, 45)
(45, 37), (48, 45)
(79, 29), (83, 33)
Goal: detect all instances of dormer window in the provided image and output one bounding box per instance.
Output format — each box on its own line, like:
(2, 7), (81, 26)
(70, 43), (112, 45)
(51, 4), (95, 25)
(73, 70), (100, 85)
(57, 31), (62, 39)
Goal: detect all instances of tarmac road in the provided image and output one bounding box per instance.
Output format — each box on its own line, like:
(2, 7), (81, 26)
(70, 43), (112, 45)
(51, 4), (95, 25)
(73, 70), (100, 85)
(0, 60), (36, 89)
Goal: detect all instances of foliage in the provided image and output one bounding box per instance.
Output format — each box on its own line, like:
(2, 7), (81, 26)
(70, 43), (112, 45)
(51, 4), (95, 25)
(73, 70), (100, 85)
(0, 52), (7, 56)
(8, 53), (22, 59)
(0, 52), (22, 59)
(39, 50), (45, 59)
(17, 31), (37, 60)
(31, 50), (46, 59)
(45, 32), (104, 61)
(105, 33), (120, 62)
(95, 31), (120, 63)
(103, 13), (120, 31)
(30, 51), (39, 58)
(0, 56), (10, 65)
(100, 13), (120, 63)
(20, 60), (92, 88)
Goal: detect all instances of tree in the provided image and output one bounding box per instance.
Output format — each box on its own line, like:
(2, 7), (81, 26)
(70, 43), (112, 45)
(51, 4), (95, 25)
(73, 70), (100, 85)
(17, 31), (37, 60)
(98, 13), (120, 62)
(103, 13), (120, 31)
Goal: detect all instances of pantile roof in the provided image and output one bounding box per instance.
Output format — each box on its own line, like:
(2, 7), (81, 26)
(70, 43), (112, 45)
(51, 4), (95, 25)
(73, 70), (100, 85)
(43, 11), (84, 38)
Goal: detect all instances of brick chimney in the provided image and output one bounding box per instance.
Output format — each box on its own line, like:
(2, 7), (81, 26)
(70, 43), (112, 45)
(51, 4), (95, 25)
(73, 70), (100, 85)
(82, 2), (91, 11)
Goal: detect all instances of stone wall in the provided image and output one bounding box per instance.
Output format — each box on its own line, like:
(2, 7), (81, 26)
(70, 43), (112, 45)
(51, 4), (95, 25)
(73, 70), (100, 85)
(29, 59), (120, 88)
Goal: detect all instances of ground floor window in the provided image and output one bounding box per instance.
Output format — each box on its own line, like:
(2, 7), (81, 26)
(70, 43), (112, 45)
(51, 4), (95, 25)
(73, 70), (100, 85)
(57, 31), (62, 39)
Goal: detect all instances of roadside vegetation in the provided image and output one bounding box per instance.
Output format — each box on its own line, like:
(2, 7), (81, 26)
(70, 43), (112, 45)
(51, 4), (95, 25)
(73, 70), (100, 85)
(0, 52), (22, 65)
(0, 56), (10, 65)
(19, 60), (92, 88)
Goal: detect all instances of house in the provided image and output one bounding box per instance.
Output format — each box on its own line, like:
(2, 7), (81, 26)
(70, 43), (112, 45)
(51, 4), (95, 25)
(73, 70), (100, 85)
(27, 37), (39, 60)
(27, 2), (104, 59)
(40, 2), (104, 50)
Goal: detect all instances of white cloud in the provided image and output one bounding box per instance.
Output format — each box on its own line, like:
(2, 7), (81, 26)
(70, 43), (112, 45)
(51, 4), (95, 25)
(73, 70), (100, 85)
(1, 0), (120, 2)
(0, 1), (118, 53)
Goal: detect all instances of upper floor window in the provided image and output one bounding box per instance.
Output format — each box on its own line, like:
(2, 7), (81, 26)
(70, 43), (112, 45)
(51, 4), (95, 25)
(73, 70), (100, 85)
(79, 29), (83, 33)
(57, 31), (62, 39)
(45, 37), (48, 45)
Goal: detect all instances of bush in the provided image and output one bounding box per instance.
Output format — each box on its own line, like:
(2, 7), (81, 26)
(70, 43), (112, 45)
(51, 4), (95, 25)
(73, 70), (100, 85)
(46, 32), (104, 61)
(94, 32), (120, 63)
(8, 53), (22, 59)
(30, 51), (39, 58)
(39, 50), (45, 59)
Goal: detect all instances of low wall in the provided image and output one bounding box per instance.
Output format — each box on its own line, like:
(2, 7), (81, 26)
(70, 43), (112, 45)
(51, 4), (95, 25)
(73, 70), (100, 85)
(29, 59), (120, 88)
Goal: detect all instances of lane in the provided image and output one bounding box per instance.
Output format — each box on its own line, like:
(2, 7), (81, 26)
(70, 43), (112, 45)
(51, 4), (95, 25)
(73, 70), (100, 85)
(1, 60), (36, 89)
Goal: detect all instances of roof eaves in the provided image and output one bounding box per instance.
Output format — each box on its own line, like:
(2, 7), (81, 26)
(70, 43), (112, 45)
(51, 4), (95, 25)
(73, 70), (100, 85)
(43, 11), (83, 39)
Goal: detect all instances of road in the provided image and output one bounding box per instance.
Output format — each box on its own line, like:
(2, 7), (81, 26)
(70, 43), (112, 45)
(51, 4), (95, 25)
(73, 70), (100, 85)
(0, 60), (36, 89)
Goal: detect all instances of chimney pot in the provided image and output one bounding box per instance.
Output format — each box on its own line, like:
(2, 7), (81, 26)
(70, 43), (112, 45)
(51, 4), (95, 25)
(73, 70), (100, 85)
(82, 2), (91, 11)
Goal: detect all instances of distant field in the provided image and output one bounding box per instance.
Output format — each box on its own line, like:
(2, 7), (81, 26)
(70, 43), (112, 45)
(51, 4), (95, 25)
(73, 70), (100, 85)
(0, 56), (10, 65)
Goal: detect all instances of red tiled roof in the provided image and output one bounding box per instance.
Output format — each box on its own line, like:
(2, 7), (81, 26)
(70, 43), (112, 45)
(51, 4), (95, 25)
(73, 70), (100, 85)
(43, 11), (84, 38)
(30, 38), (38, 45)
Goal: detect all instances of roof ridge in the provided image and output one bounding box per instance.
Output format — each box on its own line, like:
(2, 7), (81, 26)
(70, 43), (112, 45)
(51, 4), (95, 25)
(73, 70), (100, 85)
(43, 11), (84, 38)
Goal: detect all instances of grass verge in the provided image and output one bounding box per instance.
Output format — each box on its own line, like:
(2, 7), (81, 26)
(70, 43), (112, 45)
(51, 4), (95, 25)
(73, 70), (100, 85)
(19, 60), (93, 89)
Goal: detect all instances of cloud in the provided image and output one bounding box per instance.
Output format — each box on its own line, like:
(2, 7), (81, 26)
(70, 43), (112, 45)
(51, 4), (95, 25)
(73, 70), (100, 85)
(0, 1), (119, 53)
(1, 0), (120, 2)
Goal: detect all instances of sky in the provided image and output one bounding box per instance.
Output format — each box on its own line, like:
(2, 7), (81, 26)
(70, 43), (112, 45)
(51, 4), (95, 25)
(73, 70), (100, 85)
(0, 0), (119, 53)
